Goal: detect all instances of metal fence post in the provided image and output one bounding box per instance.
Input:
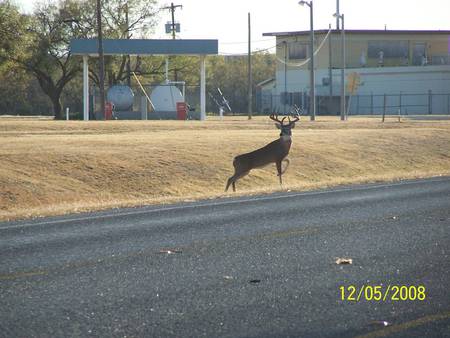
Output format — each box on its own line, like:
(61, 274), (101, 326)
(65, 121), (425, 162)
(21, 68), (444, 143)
(428, 90), (432, 114)
(382, 93), (386, 122)
(356, 95), (360, 115)
(399, 92), (402, 115)
(448, 94), (450, 115)
(370, 92), (374, 115)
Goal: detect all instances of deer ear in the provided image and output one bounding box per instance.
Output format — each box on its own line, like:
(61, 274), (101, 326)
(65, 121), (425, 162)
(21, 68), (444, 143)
(275, 123), (281, 129)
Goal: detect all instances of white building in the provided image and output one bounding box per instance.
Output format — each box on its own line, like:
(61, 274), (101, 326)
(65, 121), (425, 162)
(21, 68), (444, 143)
(261, 29), (450, 115)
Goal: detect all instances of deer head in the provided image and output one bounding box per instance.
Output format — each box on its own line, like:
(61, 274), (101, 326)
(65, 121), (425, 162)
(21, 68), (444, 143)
(269, 113), (300, 139)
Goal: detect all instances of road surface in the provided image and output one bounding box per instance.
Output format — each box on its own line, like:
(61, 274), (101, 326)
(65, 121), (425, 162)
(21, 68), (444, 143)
(1, 177), (449, 337)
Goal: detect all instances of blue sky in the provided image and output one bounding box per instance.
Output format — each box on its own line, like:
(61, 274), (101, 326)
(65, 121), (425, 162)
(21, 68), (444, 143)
(15, 0), (450, 54)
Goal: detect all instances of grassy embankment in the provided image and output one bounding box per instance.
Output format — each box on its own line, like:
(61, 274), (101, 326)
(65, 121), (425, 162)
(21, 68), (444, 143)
(1, 116), (450, 221)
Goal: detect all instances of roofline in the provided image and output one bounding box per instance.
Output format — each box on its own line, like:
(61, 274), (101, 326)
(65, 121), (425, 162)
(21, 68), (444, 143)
(70, 38), (218, 56)
(263, 29), (450, 37)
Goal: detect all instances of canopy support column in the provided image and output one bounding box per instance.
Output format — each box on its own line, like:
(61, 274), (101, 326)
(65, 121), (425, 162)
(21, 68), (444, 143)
(83, 55), (89, 121)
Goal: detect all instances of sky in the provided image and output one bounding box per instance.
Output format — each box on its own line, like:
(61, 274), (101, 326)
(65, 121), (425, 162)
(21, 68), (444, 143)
(15, 0), (450, 54)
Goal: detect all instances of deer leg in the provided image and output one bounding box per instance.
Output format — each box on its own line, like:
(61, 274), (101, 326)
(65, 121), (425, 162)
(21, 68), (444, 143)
(225, 170), (250, 192)
(281, 158), (290, 175)
(225, 176), (234, 192)
(276, 161), (283, 186)
(233, 170), (251, 191)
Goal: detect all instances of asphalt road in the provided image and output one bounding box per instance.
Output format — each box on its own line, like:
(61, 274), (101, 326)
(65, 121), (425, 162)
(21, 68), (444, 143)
(1, 177), (449, 337)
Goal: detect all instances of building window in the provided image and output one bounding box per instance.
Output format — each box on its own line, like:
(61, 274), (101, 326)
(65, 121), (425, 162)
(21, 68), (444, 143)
(413, 42), (427, 65)
(431, 55), (450, 65)
(368, 41), (409, 58)
(289, 42), (308, 60)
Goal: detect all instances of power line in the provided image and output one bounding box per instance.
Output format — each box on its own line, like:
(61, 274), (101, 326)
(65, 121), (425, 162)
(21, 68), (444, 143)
(220, 38), (275, 45)
(274, 27), (332, 67)
(216, 27), (332, 56)
(219, 43), (278, 55)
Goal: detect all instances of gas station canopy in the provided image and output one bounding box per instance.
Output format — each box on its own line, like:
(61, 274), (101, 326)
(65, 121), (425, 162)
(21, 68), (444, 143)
(70, 39), (218, 56)
(69, 39), (219, 121)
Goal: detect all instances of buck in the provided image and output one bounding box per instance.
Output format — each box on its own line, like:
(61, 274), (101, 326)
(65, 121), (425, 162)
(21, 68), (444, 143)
(225, 113), (300, 192)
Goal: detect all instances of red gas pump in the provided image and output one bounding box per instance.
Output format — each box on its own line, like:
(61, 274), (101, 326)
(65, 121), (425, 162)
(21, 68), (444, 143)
(105, 102), (114, 120)
(176, 102), (187, 120)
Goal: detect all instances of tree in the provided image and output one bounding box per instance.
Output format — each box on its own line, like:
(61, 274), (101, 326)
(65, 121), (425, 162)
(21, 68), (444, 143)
(84, 0), (160, 86)
(0, 0), (91, 118)
(206, 53), (276, 114)
(0, 0), (276, 117)
(0, 0), (29, 70)
(0, 1), (34, 115)
(1, 0), (160, 118)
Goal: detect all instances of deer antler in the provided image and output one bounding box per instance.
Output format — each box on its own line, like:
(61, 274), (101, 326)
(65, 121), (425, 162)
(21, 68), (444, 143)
(270, 113), (290, 125)
(286, 110), (300, 126)
(269, 113), (283, 123)
(291, 113), (300, 122)
(289, 114), (300, 126)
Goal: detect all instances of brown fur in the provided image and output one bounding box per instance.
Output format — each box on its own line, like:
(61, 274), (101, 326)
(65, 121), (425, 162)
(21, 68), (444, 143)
(225, 132), (293, 192)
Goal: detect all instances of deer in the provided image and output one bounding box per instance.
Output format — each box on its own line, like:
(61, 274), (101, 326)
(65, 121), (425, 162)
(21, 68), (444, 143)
(225, 112), (300, 192)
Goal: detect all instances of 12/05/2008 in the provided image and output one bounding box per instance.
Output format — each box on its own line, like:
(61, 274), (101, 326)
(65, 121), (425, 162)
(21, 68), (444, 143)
(339, 285), (426, 302)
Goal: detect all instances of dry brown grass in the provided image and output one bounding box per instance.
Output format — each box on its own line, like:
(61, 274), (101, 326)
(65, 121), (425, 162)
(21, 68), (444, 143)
(1, 115), (450, 221)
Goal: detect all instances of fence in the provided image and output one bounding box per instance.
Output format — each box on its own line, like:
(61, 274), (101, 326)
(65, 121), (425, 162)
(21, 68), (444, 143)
(259, 91), (450, 115)
(348, 92), (450, 115)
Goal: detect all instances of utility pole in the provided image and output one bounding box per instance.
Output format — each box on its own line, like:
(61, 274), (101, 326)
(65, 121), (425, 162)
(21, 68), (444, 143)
(125, 2), (131, 87)
(163, 2), (182, 39)
(309, 1), (315, 121)
(328, 23), (333, 105)
(247, 12), (252, 120)
(336, 0), (340, 30)
(96, 0), (105, 120)
(163, 3), (182, 81)
(284, 41), (287, 115)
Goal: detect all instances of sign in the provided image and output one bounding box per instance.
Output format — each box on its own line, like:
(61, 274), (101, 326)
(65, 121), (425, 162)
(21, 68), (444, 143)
(347, 72), (361, 95)
(165, 23), (180, 34)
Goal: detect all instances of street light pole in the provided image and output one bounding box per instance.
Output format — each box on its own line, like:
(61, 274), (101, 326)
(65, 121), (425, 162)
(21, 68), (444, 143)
(309, 1), (315, 121)
(334, 12), (346, 121)
(336, 0), (340, 30)
(299, 0), (315, 121)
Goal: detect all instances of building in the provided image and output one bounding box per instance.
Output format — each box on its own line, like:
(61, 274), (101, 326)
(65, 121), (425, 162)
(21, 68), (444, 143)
(256, 78), (276, 114)
(261, 29), (450, 115)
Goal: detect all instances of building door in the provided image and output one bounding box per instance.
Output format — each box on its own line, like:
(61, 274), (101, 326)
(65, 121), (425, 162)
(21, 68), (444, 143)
(413, 43), (427, 65)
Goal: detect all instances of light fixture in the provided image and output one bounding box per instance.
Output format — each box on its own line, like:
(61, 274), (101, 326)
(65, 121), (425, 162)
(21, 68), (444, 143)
(298, 0), (311, 7)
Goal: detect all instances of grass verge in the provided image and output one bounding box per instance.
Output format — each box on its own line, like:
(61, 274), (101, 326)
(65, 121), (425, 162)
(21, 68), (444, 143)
(1, 115), (450, 221)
